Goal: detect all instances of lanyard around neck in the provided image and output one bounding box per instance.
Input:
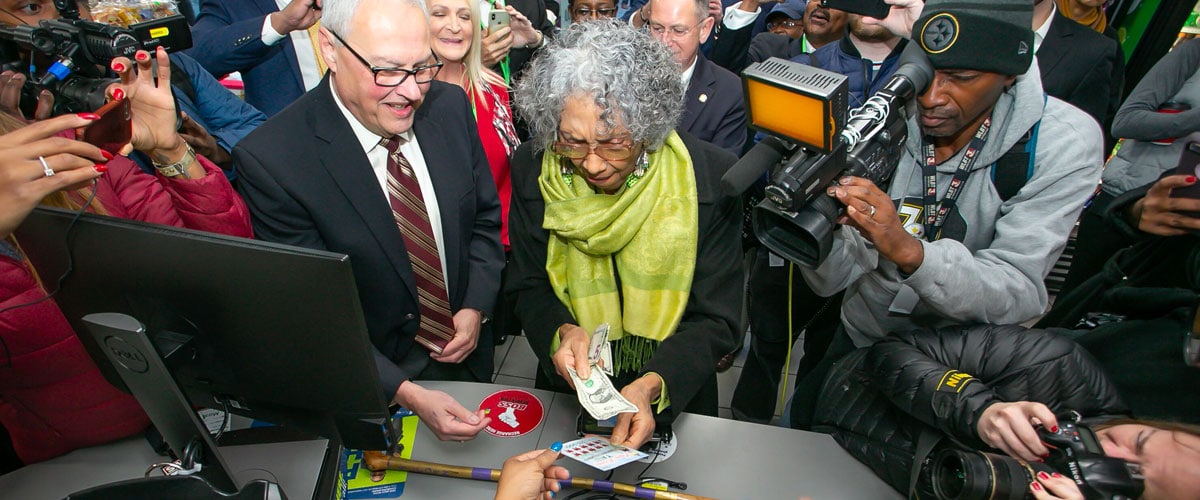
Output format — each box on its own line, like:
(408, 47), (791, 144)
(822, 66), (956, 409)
(919, 115), (991, 242)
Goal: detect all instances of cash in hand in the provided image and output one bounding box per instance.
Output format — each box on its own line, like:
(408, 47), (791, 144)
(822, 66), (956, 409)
(569, 323), (637, 421)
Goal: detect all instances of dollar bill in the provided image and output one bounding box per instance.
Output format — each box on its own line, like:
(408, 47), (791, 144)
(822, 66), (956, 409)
(566, 366), (637, 421)
(588, 323), (609, 364)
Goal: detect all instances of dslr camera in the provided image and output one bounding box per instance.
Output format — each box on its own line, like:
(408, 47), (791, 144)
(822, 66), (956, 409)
(923, 413), (1144, 500)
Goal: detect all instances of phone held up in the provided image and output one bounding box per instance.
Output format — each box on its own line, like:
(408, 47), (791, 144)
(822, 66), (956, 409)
(1172, 141), (1200, 203)
(78, 98), (132, 156)
(488, 8), (511, 35)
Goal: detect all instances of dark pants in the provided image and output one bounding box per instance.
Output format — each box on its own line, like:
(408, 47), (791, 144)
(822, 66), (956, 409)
(787, 326), (856, 431)
(731, 248), (842, 423)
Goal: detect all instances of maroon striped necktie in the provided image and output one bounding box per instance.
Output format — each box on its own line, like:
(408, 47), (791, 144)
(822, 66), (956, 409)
(382, 136), (456, 354)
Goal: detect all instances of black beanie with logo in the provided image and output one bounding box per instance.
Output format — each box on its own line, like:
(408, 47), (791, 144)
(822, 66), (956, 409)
(913, 0), (1034, 76)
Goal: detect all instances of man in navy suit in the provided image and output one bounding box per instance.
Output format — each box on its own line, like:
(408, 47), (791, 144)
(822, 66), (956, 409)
(645, 0), (746, 156)
(233, 0), (505, 441)
(189, 0), (324, 116)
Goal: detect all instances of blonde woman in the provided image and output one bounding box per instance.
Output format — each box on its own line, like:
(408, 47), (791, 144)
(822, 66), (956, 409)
(428, 0), (532, 249)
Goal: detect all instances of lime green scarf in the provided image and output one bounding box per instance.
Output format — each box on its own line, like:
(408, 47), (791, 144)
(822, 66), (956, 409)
(540, 131), (698, 373)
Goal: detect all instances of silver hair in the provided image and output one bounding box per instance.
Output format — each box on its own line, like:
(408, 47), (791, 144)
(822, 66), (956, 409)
(321, 0), (428, 38)
(645, 0), (709, 23)
(514, 20), (684, 152)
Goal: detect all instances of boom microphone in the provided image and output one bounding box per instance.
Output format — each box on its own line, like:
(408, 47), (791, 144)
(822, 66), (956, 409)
(720, 136), (790, 196)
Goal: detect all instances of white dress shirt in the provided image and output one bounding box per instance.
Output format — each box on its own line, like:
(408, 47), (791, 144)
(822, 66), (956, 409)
(261, 0), (324, 91)
(329, 83), (450, 280)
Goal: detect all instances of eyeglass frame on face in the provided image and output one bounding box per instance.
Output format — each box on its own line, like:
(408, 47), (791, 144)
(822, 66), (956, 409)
(552, 134), (639, 161)
(572, 6), (617, 19)
(645, 17), (708, 39)
(767, 19), (799, 30)
(326, 28), (443, 87)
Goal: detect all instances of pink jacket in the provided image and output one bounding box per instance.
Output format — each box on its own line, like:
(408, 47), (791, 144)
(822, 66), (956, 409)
(0, 154), (252, 464)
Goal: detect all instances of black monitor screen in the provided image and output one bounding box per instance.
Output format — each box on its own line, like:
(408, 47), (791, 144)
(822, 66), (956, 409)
(15, 207), (392, 451)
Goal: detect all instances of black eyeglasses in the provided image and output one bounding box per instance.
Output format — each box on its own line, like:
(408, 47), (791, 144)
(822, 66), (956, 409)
(767, 20), (799, 30)
(327, 28), (443, 87)
(572, 7), (617, 19)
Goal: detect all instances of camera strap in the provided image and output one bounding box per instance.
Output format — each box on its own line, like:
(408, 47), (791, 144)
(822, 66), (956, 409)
(920, 115), (992, 242)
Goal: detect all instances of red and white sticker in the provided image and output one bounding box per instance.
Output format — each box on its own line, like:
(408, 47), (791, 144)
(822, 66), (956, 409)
(478, 389), (544, 438)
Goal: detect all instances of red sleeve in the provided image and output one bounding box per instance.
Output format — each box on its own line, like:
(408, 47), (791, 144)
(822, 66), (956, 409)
(95, 154), (253, 238)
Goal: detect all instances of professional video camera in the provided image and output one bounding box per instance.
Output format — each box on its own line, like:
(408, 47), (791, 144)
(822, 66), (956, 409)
(0, 0), (191, 115)
(721, 42), (933, 267)
(925, 413), (1145, 500)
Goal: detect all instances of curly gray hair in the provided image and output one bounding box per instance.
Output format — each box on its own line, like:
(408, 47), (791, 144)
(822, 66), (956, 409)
(514, 20), (684, 151)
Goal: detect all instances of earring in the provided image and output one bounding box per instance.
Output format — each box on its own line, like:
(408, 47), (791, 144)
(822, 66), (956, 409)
(625, 150), (649, 188)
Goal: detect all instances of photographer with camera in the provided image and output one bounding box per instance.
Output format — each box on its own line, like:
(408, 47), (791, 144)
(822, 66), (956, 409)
(0, 0), (266, 177)
(0, 44), (252, 470)
(782, 0), (1102, 430)
(812, 323), (1200, 500)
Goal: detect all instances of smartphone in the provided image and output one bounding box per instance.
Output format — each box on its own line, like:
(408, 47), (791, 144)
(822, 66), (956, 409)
(821, 0), (892, 19)
(1172, 141), (1200, 201)
(79, 98), (133, 156)
(488, 9), (511, 35)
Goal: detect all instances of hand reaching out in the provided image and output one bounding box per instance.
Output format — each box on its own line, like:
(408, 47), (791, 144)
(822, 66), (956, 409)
(495, 444), (569, 500)
(271, 0), (322, 34)
(108, 47), (182, 156)
(394, 381), (490, 441)
(551, 324), (592, 388)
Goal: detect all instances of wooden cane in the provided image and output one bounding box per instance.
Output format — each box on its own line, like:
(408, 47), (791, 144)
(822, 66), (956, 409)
(362, 451), (715, 500)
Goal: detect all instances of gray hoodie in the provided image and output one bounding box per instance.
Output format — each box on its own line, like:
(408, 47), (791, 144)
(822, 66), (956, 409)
(800, 63), (1104, 347)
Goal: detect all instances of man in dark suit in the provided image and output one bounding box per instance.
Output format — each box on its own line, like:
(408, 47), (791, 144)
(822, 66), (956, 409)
(646, 0), (747, 156)
(233, 0), (505, 441)
(189, 0), (323, 117)
(1034, 0), (1123, 139)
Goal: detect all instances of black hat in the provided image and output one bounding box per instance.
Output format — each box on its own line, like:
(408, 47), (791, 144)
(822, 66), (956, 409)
(913, 0), (1034, 75)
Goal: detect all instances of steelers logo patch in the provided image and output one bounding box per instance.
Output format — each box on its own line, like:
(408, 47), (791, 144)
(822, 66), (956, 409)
(920, 13), (959, 54)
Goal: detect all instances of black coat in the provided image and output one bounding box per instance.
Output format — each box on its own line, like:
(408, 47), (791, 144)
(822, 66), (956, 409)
(505, 131), (743, 420)
(234, 79), (505, 393)
(681, 55), (747, 156)
(813, 324), (1128, 493)
(1038, 11), (1125, 138)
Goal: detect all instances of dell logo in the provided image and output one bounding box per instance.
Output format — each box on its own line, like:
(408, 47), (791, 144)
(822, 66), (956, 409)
(104, 336), (149, 373)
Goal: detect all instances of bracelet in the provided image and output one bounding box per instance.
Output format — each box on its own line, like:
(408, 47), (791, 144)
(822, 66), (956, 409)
(152, 143), (196, 179)
(524, 30), (543, 49)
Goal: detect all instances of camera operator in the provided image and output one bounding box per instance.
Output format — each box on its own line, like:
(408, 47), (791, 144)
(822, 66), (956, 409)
(811, 323), (1200, 500)
(0, 0), (266, 176)
(785, 0), (1103, 429)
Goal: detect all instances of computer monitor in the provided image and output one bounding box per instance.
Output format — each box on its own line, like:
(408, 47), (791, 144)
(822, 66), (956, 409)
(14, 207), (395, 493)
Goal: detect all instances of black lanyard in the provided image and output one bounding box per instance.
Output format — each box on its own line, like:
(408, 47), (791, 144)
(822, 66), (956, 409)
(920, 116), (991, 242)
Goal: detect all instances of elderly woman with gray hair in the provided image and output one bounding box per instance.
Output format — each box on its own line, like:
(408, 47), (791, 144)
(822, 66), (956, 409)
(506, 21), (742, 449)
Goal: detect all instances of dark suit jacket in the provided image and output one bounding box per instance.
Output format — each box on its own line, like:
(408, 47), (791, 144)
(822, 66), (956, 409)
(505, 132), (743, 420)
(682, 55), (747, 156)
(189, 0), (307, 117)
(1038, 10), (1124, 135)
(233, 78), (505, 394)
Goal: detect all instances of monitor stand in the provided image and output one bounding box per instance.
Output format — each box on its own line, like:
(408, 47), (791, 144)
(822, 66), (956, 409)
(79, 312), (273, 496)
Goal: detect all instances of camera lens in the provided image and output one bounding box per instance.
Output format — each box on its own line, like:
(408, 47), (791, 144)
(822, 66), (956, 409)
(931, 449), (1045, 500)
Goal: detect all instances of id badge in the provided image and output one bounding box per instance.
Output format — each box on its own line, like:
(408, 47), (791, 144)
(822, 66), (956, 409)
(888, 285), (920, 316)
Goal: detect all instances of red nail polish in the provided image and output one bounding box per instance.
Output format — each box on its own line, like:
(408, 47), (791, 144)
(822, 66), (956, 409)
(111, 62), (125, 72)
(1188, 176), (1197, 183)
(76, 112), (99, 120)
(100, 150), (114, 161)
(1051, 473), (1063, 479)
(93, 164), (107, 173)
(1032, 482), (1043, 491)
(112, 88), (125, 101)
(1049, 426), (1058, 433)
(135, 52), (149, 61)
(1037, 471), (1051, 480)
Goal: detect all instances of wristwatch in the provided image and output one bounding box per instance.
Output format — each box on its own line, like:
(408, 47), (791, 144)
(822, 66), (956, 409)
(153, 143), (196, 179)
(524, 30), (544, 50)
